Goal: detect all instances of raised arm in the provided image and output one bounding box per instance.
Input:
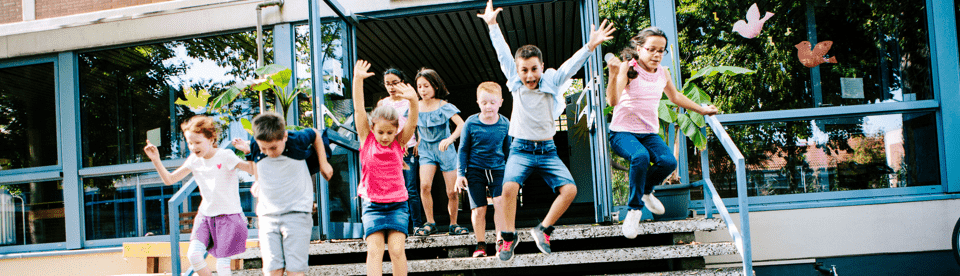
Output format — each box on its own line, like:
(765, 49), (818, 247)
(143, 140), (191, 185)
(353, 60), (375, 143)
(478, 1), (518, 84)
(313, 128), (334, 180)
(663, 77), (719, 115)
(397, 83), (419, 144)
(549, 20), (616, 88)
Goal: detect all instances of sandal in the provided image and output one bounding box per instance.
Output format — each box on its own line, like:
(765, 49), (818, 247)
(448, 224), (469, 235)
(413, 222), (437, 236)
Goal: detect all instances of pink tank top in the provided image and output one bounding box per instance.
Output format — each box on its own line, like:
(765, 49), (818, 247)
(383, 98), (418, 148)
(609, 65), (669, 134)
(358, 131), (408, 203)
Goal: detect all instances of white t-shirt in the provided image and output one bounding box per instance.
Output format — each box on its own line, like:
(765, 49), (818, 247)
(183, 148), (244, 216)
(255, 155), (314, 216)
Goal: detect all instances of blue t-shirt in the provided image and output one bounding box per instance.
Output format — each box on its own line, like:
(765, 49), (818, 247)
(457, 114), (511, 176)
(246, 128), (330, 175)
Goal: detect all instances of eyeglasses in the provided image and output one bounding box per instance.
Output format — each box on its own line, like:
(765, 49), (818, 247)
(384, 80), (402, 87)
(643, 47), (668, 55)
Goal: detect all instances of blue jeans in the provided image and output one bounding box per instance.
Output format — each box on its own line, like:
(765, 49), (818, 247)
(403, 147), (424, 230)
(503, 139), (576, 193)
(609, 132), (677, 211)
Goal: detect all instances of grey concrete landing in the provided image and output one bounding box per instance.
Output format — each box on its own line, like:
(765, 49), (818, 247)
(232, 218), (725, 259)
(232, 242), (737, 276)
(595, 267), (746, 276)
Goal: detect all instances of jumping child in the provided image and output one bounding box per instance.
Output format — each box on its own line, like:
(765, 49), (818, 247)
(143, 115), (255, 276)
(354, 60), (418, 276)
(605, 27), (718, 239)
(378, 68), (425, 233)
(412, 68), (469, 236)
(478, 0), (616, 261)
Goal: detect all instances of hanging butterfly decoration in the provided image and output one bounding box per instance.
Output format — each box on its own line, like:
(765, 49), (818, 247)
(732, 3), (775, 39)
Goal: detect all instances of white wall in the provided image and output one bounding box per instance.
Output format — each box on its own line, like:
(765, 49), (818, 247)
(699, 198), (960, 265)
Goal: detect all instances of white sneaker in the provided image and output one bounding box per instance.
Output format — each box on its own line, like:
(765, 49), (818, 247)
(621, 209), (642, 239)
(642, 193), (665, 215)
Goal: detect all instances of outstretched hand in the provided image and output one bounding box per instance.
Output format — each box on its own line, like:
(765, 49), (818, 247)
(587, 19), (616, 51)
(143, 140), (160, 161)
(396, 83), (418, 101)
(354, 60), (375, 79)
(699, 105), (719, 116)
(477, 0), (502, 25)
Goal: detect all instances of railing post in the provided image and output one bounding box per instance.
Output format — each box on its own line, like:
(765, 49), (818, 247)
(700, 135), (713, 219)
(168, 196), (181, 275)
(736, 157), (752, 275)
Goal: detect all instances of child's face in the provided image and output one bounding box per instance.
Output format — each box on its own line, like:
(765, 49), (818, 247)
(255, 134), (288, 158)
(516, 57), (543, 90)
(384, 74), (403, 98)
(184, 131), (216, 159)
(372, 121), (400, 147)
(635, 36), (667, 71)
(416, 77), (435, 100)
(476, 92), (503, 115)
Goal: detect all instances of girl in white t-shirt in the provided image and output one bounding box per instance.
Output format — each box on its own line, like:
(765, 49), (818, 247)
(144, 115), (255, 276)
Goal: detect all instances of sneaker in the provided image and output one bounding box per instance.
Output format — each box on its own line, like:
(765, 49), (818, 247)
(622, 209), (642, 239)
(498, 239), (518, 261)
(642, 193), (665, 215)
(473, 242), (488, 257)
(530, 224), (553, 254)
(495, 238), (503, 257)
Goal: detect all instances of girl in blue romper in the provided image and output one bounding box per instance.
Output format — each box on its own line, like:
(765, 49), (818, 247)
(413, 68), (469, 236)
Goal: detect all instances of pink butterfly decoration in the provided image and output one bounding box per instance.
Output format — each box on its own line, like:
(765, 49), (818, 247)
(732, 3), (774, 39)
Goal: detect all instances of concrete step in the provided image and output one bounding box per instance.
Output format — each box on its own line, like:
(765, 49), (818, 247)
(232, 218), (725, 259)
(595, 267), (746, 276)
(233, 242), (737, 275)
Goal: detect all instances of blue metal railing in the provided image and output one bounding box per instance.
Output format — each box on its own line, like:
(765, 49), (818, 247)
(699, 115), (752, 275)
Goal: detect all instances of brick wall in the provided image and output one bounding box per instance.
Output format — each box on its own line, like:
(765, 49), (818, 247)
(0, 0), (22, 24)
(35, 0), (172, 20)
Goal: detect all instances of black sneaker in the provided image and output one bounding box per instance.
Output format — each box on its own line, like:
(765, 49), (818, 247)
(530, 224), (553, 254)
(473, 242), (488, 257)
(498, 232), (518, 262)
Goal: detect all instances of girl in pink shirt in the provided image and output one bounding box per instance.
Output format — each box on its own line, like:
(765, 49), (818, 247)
(605, 27), (718, 239)
(353, 60), (419, 276)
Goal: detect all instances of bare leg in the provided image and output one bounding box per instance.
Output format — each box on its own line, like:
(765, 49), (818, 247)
(472, 206), (487, 243)
(442, 170), (460, 226)
(492, 196), (505, 235)
(264, 269), (283, 276)
(501, 182), (520, 232)
(420, 164), (439, 224)
(366, 232), (386, 276)
(386, 231), (408, 276)
(542, 184), (577, 227)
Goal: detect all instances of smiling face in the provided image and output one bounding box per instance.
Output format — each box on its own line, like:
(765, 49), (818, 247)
(384, 73), (403, 99)
(255, 133), (287, 158)
(416, 77), (436, 100)
(372, 120), (400, 147)
(516, 56), (543, 90)
(184, 131), (216, 159)
(635, 36), (667, 73)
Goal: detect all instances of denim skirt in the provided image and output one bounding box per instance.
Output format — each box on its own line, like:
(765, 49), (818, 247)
(361, 200), (410, 238)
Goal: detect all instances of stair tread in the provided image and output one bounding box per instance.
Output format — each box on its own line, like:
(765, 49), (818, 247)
(233, 218), (725, 259)
(233, 242), (738, 275)
(594, 267), (746, 276)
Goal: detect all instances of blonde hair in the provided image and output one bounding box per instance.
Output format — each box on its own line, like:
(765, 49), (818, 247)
(476, 81), (502, 98)
(370, 105), (400, 128)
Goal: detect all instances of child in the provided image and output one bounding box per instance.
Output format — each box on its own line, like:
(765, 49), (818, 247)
(232, 112), (333, 276)
(455, 81), (511, 257)
(143, 115), (255, 276)
(412, 68), (468, 236)
(478, 0), (616, 261)
(605, 27), (718, 239)
(377, 68), (425, 233)
(354, 60), (418, 276)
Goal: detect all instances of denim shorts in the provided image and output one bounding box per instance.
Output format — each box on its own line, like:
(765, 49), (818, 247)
(361, 200), (410, 238)
(418, 140), (458, 172)
(503, 139), (575, 193)
(464, 169), (504, 209)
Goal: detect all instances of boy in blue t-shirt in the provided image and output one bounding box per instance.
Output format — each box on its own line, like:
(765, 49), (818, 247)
(232, 112), (333, 276)
(455, 82), (511, 258)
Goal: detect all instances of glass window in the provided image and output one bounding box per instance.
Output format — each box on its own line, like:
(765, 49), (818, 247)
(691, 111), (939, 200)
(0, 63), (58, 170)
(0, 181), (65, 246)
(78, 30), (273, 167)
(84, 174), (144, 240)
(676, 0), (932, 113)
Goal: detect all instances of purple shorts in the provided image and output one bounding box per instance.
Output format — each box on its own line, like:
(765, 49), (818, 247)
(191, 213), (249, 258)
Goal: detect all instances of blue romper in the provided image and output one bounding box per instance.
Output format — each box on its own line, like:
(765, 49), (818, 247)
(418, 103), (460, 172)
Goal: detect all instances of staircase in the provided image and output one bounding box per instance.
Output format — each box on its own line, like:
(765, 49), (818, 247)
(230, 218), (741, 275)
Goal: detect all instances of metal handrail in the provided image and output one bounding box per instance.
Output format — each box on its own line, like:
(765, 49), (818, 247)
(699, 115), (752, 275)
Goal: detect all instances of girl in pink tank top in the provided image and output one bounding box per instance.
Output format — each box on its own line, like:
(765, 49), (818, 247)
(605, 27), (719, 240)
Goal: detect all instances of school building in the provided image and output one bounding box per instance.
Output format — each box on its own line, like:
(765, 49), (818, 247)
(0, 0), (958, 275)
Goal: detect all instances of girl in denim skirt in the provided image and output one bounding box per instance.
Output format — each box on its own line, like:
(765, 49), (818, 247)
(353, 60), (419, 276)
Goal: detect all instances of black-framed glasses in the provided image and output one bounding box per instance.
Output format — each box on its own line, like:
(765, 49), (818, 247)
(643, 47), (668, 55)
(384, 80), (402, 86)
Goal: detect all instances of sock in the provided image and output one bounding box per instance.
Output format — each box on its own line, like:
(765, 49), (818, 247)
(538, 224), (555, 236)
(501, 231), (516, 241)
(476, 242), (487, 251)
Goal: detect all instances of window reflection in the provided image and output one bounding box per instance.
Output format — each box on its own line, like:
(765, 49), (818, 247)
(0, 63), (58, 170)
(0, 181), (65, 246)
(676, 0), (932, 112)
(692, 111), (939, 200)
(84, 174), (143, 240)
(79, 30), (273, 167)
